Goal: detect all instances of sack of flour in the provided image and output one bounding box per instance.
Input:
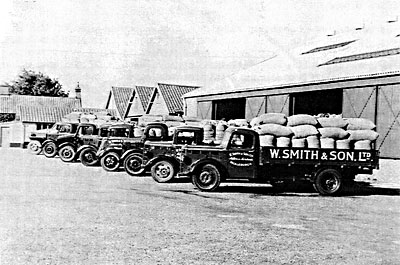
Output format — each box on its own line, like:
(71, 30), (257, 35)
(306, 135), (320, 149)
(287, 114), (318, 126)
(292, 138), (306, 148)
(259, 135), (275, 147)
(318, 127), (349, 139)
(276, 137), (291, 147)
(291, 125), (319, 139)
(317, 117), (348, 128)
(348, 130), (379, 141)
(354, 140), (372, 150)
(346, 118), (376, 130)
(320, 138), (335, 149)
(250, 113), (287, 127)
(336, 139), (351, 150)
(256, 124), (293, 137)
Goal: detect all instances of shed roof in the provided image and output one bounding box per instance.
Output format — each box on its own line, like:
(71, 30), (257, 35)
(184, 22), (400, 98)
(0, 95), (81, 114)
(157, 83), (199, 113)
(18, 106), (73, 123)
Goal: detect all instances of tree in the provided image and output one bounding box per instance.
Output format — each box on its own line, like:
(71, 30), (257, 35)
(6, 69), (68, 97)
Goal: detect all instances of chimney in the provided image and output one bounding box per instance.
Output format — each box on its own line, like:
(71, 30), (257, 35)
(75, 82), (82, 104)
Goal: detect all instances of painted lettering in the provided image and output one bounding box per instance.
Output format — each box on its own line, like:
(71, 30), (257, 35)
(269, 149), (280, 159)
(282, 149), (289, 159)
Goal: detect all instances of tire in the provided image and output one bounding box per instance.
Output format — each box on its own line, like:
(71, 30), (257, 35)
(27, 140), (42, 155)
(151, 160), (175, 183)
(79, 148), (99, 167)
(59, 145), (76, 162)
(192, 164), (221, 192)
(313, 168), (343, 196)
(100, 152), (120, 171)
(124, 153), (145, 176)
(43, 141), (58, 158)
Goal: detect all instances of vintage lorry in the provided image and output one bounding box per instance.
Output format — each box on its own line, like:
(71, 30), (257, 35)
(138, 125), (210, 182)
(77, 123), (136, 166)
(154, 127), (379, 196)
(30, 122), (79, 156)
(97, 122), (170, 173)
(42, 122), (111, 162)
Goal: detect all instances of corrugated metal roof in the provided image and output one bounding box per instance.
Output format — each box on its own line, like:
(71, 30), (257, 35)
(184, 22), (400, 98)
(111, 86), (135, 117)
(136, 86), (155, 111)
(18, 106), (72, 123)
(158, 83), (199, 113)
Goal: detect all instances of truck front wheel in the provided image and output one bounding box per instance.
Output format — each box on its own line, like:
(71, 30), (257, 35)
(313, 169), (343, 196)
(27, 140), (42, 155)
(100, 152), (120, 171)
(59, 145), (76, 162)
(192, 164), (221, 192)
(124, 154), (145, 176)
(151, 160), (175, 183)
(80, 148), (98, 166)
(43, 141), (57, 158)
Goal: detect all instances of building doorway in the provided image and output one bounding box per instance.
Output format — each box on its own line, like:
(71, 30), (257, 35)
(213, 98), (246, 120)
(290, 89), (343, 115)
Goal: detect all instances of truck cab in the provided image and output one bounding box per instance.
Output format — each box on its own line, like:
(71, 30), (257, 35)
(137, 126), (212, 182)
(97, 122), (169, 172)
(50, 123), (110, 162)
(39, 122), (80, 157)
(176, 127), (379, 196)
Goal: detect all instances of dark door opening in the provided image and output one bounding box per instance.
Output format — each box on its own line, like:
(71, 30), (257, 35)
(213, 98), (246, 120)
(290, 89), (343, 115)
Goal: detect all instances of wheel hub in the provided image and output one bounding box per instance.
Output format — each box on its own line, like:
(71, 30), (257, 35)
(199, 171), (212, 184)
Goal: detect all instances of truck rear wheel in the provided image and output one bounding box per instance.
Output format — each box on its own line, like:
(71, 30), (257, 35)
(43, 141), (57, 158)
(100, 152), (120, 171)
(151, 160), (175, 183)
(59, 145), (76, 162)
(27, 140), (42, 155)
(124, 153), (145, 176)
(313, 168), (343, 196)
(192, 164), (221, 192)
(80, 148), (98, 166)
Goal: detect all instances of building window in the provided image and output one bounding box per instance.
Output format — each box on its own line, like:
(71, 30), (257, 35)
(290, 89), (343, 116)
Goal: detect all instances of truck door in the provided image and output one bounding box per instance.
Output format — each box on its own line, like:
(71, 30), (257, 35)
(225, 130), (258, 179)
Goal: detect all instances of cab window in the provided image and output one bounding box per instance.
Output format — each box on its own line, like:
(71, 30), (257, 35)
(176, 131), (196, 145)
(229, 132), (254, 149)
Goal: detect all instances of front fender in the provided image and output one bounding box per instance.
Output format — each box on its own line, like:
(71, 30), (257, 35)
(77, 145), (97, 155)
(97, 148), (121, 159)
(58, 142), (76, 150)
(42, 139), (56, 147)
(121, 149), (142, 161)
(143, 155), (179, 171)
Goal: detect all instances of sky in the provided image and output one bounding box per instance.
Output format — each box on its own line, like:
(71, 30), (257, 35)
(0, 0), (399, 107)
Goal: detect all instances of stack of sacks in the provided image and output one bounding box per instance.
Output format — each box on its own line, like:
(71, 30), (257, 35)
(346, 118), (379, 150)
(215, 121), (228, 144)
(317, 116), (349, 149)
(202, 122), (215, 143)
(288, 114), (318, 148)
(252, 113), (292, 147)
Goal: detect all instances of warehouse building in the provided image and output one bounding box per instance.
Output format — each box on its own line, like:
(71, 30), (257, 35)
(183, 22), (400, 159)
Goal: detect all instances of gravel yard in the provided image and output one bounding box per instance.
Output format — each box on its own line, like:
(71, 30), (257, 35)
(0, 148), (399, 264)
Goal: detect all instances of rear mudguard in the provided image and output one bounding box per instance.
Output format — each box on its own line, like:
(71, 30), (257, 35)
(143, 155), (180, 172)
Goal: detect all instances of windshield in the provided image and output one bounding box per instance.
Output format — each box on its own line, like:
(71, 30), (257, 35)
(99, 128), (109, 137)
(57, 124), (72, 133)
(109, 128), (130, 137)
(78, 126), (95, 136)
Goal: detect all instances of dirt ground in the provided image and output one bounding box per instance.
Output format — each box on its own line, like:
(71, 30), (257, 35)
(0, 148), (399, 264)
